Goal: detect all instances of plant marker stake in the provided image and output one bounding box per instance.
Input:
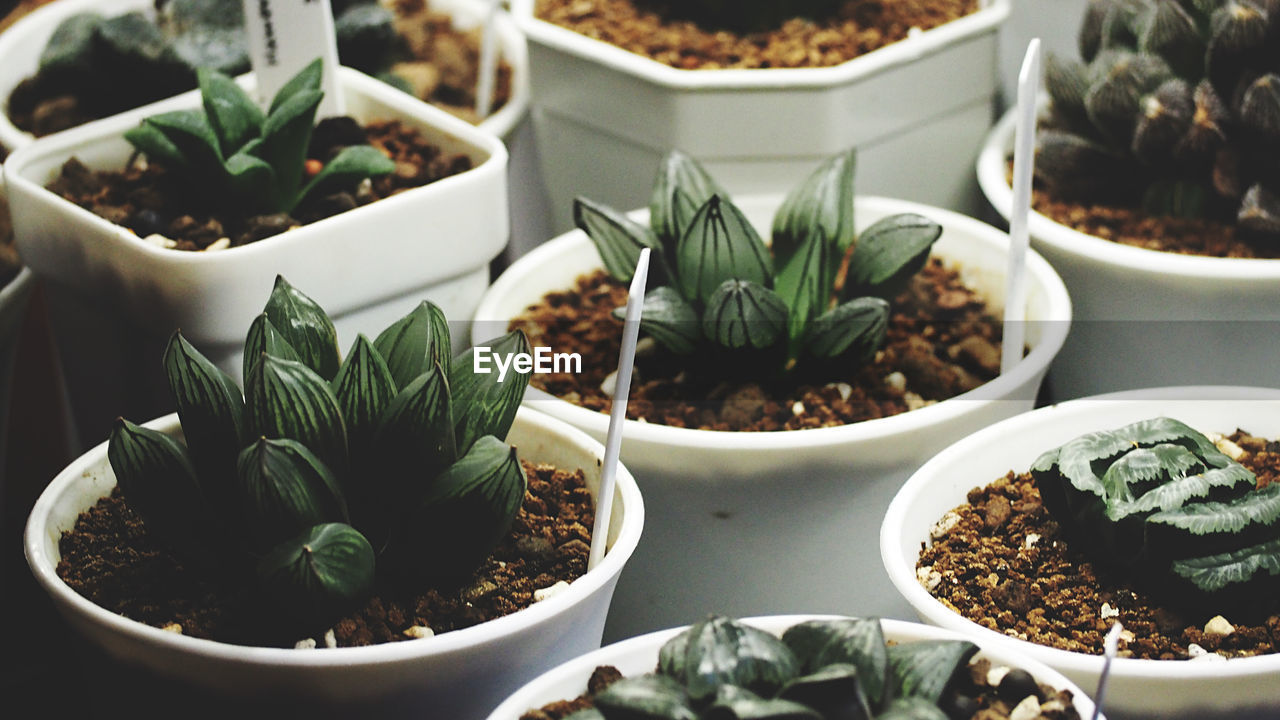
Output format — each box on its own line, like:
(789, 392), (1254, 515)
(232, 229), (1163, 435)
(1092, 621), (1122, 720)
(242, 0), (345, 116)
(475, 0), (501, 120)
(1001, 38), (1041, 375)
(588, 248), (650, 571)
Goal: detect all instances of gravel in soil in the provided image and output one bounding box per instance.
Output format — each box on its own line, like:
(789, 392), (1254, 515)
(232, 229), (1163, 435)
(46, 116), (472, 250)
(535, 0), (979, 70)
(55, 460), (594, 648)
(918, 430), (1280, 660)
(510, 259), (1005, 432)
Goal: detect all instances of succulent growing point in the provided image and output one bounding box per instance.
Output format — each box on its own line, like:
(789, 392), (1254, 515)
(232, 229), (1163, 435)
(123, 58), (395, 216)
(1039, 0), (1280, 237)
(1031, 417), (1280, 614)
(574, 149), (942, 373)
(661, 0), (844, 34)
(107, 276), (533, 633)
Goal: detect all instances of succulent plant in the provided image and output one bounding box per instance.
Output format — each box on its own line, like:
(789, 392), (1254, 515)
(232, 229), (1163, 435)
(107, 276), (533, 633)
(575, 149), (942, 374)
(560, 615), (1022, 720)
(1031, 417), (1280, 615)
(1038, 0), (1280, 237)
(124, 59), (395, 217)
(657, 0), (844, 34)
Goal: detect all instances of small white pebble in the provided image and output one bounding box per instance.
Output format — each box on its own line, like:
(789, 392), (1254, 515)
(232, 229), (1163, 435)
(204, 237), (231, 251)
(1009, 695), (1041, 720)
(295, 638), (317, 650)
(1023, 533), (1040, 549)
(497, 561), (507, 568)
(1101, 602), (1120, 619)
(634, 336), (657, 358)
(1190, 648), (1226, 662)
(874, 350), (886, 363)
(791, 401), (805, 416)
(1187, 643), (1208, 658)
(904, 392), (934, 411)
(986, 665), (1010, 688)
(907, 26), (924, 38)
(916, 565), (942, 592)
(830, 382), (853, 401)
(534, 580), (571, 602)
(600, 370), (618, 398)
(884, 372), (907, 393)
(930, 511), (961, 540)
(1119, 629), (1135, 644)
(324, 628), (337, 648)
(1204, 615), (1235, 636)
(161, 622), (183, 634)
(403, 625), (434, 640)
(1041, 699), (1067, 714)
(1207, 432), (1246, 461)
(144, 233), (177, 249)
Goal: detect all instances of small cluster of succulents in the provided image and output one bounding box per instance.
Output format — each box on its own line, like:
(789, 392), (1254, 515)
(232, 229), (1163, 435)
(109, 276), (533, 632)
(124, 59), (394, 217)
(1038, 0), (1280, 237)
(659, 0), (844, 33)
(1031, 417), (1280, 615)
(560, 615), (1074, 720)
(575, 149), (942, 374)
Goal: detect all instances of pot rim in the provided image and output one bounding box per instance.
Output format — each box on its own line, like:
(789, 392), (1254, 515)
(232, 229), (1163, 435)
(881, 384), (1280, 682)
(511, 0), (1011, 91)
(976, 101), (1280, 280)
(23, 405), (644, 667)
(476, 193), (1072, 448)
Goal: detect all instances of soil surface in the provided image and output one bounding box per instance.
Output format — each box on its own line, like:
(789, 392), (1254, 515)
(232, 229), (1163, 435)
(535, 0), (979, 70)
(56, 460), (594, 648)
(919, 430), (1280, 660)
(510, 259), (1004, 432)
(47, 116), (471, 250)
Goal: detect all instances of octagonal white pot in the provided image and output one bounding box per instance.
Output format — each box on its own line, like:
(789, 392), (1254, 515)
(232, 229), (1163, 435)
(882, 386), (1280, 720)
(473, 193), (1071, 641)
(978, 106), (1280, 401)
(486, 615), (1101, 720)
(25, 406), (643, 719)
(514, 0), (1011, 231)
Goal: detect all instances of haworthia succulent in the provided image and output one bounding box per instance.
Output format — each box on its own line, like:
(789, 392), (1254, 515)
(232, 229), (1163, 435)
(575, 196), (665, 284)
(162, 331), (244, 510)
(263, 275), (341, 381)
(237, 437), (347, 551)
(257, 522), (375, 631)
(450, 330), (531, 456)
(373, 300), (452, 391)
(245, 355), (348, 480)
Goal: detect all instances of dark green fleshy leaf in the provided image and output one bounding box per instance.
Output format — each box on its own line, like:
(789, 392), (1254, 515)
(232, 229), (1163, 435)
(296, 145), (396, 207)
(701, 279), (788, 350)
(595, 675), (698, 720)
(575, 196), (666, 283)
(704, 684), (821, 720)
(107, 418), (211, 562)
(613, 286), (701, 354)
(449, 330), (531, 455)
(844, 214), (942, 300)
(676, 195), (773, 305)
(257, 522), (375, 631)
(887, 640), (978, 704)
(243, 313), (301, 382)
(245, 355), (348, 478)
(674, 616), (801, 703)
(805, 297), (889, 362)
(199, 67), (264, 157)
(650, 150), (729, 252)
(373, 301), (452, 391)
(162, 331), (244, 512)
(781, 617), (888, 707)
(263, 275), (341, 381)
(237, 437), (348, 551)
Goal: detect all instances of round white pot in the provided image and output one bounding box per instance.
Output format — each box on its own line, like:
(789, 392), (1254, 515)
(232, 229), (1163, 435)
(485, 615), (1102, 720)
(977, 106), (1280, 401)
(0, 265), (34, 489)
(4, 66), (507, 449)
(513, 0), (1011, 231)
(473, 193), (1071, 641)
(881, 386), (1280, 720)
(24, 406), (644, 719)
(0, 0), (529, 146)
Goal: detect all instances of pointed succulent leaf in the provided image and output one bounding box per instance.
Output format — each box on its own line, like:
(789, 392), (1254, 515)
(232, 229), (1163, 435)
(107, 418), (210, 561)
(845, 214), (942, 299)
(263, 275), (341, 381)
(1239, 74), (1280, 140)
(1036, 129), (1139, 201)
(450, 330), (531, 454)
(237, 437), (348, 551)
(376, 361), (457, 482)
(595, 675), (697, 720)
(705, 685), (822, 720)
(332, 334), (397, 457)
(782, 617), (888, 707)
(268, 56), (324, 115)
(650, 149), (729, 250)
(134, 109), (224, 176)
(198, 67), (264, 157)
(257, 522), (375, 631)
(773, 147), (857, 254)
(887, 640), (979, 704)
(245, 354), (348, 477)
(777, 664), (872, 720)
(296, 145), (396, 208)
(876, 697), (950, 720)
(702, 279), (788, 350)
(223, 150), (275, 208)
(613, 286), (701, 354)
(243, 313), (301, 382)
(1171, 536), (1280, 592)
(124, 123), (186, 170)
(574, 196), (666, 283)
(772, 226), (833, 352)
(672, 616), (801, 703)
(1207, 1), (1270, 98)
(162, 331), (244, 505)
(373, 300), (452, 390)
(1098, 0), (1146, 51)
(1044, 53), (1093, 129)
(258, 87), (323, 211)
(1139, 0), (1205, 78)
(38, 12), (103, 74)
(1133, 79), (1195, 165)
(1174, 80), (1229, 164)
(676, 195), (773, 304)
(1238, 183), (1280, 235)
(806, 297), (889, 362)
(1085, 50), (1175, 146)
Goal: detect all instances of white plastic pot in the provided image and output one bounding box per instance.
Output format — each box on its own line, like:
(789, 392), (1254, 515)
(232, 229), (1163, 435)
(978, 106), (1280, 401)
(881, 386), (1280, 720)
(473, 193), (1071, 641)
(4, 66), (507, 449)
(514, 0), (1010, 232)
(486, 615), (1102, 720)
(24, 406), (644, 719)
(0, 0), (530, 146)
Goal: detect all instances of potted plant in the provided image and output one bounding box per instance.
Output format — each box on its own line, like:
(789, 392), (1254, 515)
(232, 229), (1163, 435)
(882, 386), (1280, 719)
(977, 0), (1280, 400)
(514, 0), (1012, 231)
(24, 276), (644, 717)
(486, 614), (1101, 720)
(473, 149), (1071, 641)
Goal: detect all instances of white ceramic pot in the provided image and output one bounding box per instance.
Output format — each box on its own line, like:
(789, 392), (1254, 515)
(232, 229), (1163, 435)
(0, 0), (530, 145)
(881, 386), (1280, 720)
(24, 406), (644, 719)
(0, 265), (34, 485)
(4, 66), (507, 448)
(978, 106), (1280, 401)
(513, 0), (1011, 231)
(473, 193), (1071, 641)
(485, 615), (1102, 720)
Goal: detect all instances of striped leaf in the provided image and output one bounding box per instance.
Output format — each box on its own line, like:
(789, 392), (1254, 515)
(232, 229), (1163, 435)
(243, 312), (300, 382)
(612, 286), (701, 354)
(701, 279), (788, 350)
(1171, 536), (1280, 593)
(806, 297), (889, 362)
(887, 640), (978, 705)
(263, 275), (341, 381)
(773, 226), (832, 355)
(574, 195), (666, 283)
(376, 360), (457, 487)
(332, 334), (397, 471)
(199, 66), (264, 157)
(450, 329), (531, 455)
(162, 331), (245, 511)
(257, 522), (375, 632)
(844, 214), (942, 300)
(245, 355), (348, 478)
(676, 195), (773, 305)
(650, 149), (729, 252)
(237, 437), (348, 552)
(373, 300), (452, 391)
(782, 617), (888, 706)
(773, 147), (857, 254)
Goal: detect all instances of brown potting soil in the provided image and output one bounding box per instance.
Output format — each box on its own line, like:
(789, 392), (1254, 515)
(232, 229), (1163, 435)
(919, 431), (1280, 660)
(534, 0), (979, 70)
(55, 460), (594, 648)
(510, 259), (1004, 432)
(46, 116), (471, 250)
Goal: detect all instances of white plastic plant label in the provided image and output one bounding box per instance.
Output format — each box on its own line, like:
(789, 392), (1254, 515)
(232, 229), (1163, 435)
(241, 0), (344, 116)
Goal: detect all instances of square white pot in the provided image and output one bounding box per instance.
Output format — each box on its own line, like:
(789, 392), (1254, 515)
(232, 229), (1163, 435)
(514, 0), (1010, 230)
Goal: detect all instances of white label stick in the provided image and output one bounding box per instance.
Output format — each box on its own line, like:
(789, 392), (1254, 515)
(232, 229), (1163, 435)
(242, 0), (344, 116)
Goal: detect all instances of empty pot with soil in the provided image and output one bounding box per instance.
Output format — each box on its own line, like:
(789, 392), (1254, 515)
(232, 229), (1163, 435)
(882, 386), (1280, 719)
